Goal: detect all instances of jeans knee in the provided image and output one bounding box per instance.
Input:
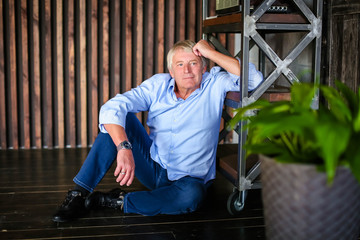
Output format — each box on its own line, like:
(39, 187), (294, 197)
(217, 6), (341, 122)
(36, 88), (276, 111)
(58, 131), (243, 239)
(174, 181), (206, 213)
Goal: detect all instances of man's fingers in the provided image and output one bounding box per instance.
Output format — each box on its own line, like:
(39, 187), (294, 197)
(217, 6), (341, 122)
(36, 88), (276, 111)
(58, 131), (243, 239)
(114, 166), (121, 177)
(115, 150), (135, 186)
(119, 169), (134, 186)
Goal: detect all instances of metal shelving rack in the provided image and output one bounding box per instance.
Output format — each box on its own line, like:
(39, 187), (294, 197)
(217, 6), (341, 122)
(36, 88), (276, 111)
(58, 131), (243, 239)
(202, 0), (323, 214)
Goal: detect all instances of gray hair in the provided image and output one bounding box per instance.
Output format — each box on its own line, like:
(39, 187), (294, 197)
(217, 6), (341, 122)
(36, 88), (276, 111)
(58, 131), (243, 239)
(167, 40), (207, 71)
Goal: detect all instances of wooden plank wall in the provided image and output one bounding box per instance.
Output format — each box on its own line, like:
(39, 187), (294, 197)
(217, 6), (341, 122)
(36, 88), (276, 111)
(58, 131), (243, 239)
(0, 0), (233, 149)
(326, 0), (360, 91)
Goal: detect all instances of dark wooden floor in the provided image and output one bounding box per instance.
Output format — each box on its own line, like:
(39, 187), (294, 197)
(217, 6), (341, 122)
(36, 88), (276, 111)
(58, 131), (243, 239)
(0, 148), (265, 239)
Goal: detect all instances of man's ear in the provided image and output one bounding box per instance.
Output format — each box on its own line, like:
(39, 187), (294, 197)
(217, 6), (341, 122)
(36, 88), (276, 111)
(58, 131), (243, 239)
(202, 66), (207, 74)
(169, 68), (174, 78)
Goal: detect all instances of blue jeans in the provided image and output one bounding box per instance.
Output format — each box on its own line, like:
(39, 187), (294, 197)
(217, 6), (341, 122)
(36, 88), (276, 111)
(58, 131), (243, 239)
(73, 113), (212, 216)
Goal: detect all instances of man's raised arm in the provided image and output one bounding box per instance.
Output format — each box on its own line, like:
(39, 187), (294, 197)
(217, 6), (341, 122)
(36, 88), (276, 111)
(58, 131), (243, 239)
(192, 39), (240, 76)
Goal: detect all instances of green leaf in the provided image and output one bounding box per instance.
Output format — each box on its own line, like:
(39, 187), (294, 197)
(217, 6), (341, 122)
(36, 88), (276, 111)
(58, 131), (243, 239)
(320, 85), (352, 123)
(353, 90), (360, 132)
(334, 81), (358, 116)
(226, 99), (271, 131)
(313, 119), (351, 183)
(245, 141), (285, 157)
(346, 133), (360, 184)
(227, 80), (360, 185)
(249, 111), (316, 141)
(291, 83), (316, 110)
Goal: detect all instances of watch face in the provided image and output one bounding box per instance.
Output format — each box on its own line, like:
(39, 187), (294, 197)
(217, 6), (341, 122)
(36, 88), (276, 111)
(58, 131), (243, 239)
(123, 142), (131, 149)
(117, 141), (132, 151)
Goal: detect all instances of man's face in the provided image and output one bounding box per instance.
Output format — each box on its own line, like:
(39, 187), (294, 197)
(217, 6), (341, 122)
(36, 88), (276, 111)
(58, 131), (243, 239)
(169, 49), (206, 94)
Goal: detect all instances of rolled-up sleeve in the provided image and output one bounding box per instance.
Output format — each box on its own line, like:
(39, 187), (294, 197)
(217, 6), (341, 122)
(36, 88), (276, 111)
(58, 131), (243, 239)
(248, 62), (263, 91)
(215, 58), (263, 93)
(98, 74), (163, 133)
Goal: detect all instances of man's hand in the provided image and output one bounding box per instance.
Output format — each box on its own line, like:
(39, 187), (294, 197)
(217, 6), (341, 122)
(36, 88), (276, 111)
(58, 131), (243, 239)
(114, 149), (135, 186)
(192, 39), (215, 59)
(193, 39), (240, 76)
(103, 123), (135, 187)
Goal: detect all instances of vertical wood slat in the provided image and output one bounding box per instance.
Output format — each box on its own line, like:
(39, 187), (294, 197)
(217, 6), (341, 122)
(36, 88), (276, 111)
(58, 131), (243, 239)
(74, 0), (80, 147)
(113, 0), (121, 96)
(21, 0), (30, 149)
(135, 0), (143, 88)
(102, 0), (109, 104)
(0, 0), (6, 149)
(328, 1), (360, 91)
(66, 0), (76, 147)
(156, 0), (165, 73)
(9, 0), (19, 149)
(0, 0), (233, 149)
(125, 0), (132, 92)
(79, 0), (87, 147)
(19, 0), (30, 149)
(42, 0), (52, 148)
(165, 0), (175, 56)
(144, 0), (154, 79)
(340, 15), (359, 90)
(176, 0), (186, 42)
(186, 0), (196, 41)
(90, 0), (98, 145)
(32, 0), (42, 148)
(56, 0), (65, 148)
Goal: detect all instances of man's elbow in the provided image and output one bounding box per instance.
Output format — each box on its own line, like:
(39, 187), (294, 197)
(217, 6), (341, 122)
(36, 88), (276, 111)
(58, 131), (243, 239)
(248, 64), (263, 91)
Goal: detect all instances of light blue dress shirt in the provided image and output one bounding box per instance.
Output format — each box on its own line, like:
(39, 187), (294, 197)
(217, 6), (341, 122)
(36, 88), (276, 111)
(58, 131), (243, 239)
(99, 62), (263, 183)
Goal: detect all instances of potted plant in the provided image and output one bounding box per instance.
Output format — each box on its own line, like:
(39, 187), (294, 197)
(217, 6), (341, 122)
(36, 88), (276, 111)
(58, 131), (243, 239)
(227, 81), (360, 240)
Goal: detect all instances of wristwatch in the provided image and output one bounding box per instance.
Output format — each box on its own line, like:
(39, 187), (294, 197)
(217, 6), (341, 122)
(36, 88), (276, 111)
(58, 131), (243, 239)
(117, 140), (132, 151)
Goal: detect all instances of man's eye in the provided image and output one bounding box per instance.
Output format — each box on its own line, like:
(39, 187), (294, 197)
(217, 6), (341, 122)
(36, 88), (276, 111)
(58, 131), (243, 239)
(191, 62), (197, 66)
(177, 63), (183, 67)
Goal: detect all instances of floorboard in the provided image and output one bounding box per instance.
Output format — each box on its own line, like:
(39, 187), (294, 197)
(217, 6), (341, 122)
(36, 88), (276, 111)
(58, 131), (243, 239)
(0, 149), (265, 239)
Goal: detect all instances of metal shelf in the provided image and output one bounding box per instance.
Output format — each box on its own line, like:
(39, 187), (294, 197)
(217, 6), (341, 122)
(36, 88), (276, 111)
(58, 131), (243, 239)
(203, 0), (323, 214)
(203, 12), (309, 33)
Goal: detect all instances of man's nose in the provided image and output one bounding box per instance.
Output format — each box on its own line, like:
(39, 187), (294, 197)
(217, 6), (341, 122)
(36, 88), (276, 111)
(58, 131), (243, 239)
(184, 63), (190, 73)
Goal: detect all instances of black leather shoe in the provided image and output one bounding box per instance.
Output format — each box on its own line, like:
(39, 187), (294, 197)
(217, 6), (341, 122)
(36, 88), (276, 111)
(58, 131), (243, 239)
(52, 190), (87, 222)
(85, 188), (126, 210)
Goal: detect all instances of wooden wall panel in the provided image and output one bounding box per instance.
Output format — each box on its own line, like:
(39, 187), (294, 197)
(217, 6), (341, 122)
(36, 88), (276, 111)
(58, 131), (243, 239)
(79, 0), (87, 147)
(135, 0), (143, 88)
(8, 1), (18, 149)
(125, 0), (132, 92)
(109, 0), (120, 97)
(0, 0), (5, 149)
(156, 0), (165, 73)
(176, 0), (186, 41)
(89, 0), (98, 145)
(66, 0), (76, 147)
(32, 0), (42, 148)
(42, 0), (53, 148)
(0, 0), (234, 149)
(21, 0), (30, 149)
(101, 0), (109, 105)
(326, 0), (360, 91)
(186, 0), (196, 41)
(144, 0), (154, 79)
(56, 0), (65, 148)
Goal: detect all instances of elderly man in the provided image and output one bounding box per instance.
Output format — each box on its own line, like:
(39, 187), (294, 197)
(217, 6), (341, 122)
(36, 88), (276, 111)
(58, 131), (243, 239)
(53, 39), (262, 222)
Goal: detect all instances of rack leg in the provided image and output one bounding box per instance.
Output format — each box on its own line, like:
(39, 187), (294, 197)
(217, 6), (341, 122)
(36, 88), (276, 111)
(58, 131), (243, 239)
(227, 189), (247, 215)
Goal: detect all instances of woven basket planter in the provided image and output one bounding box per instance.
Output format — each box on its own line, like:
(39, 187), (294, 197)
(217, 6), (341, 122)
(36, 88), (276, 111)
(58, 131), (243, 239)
(260, 155), (360, 240)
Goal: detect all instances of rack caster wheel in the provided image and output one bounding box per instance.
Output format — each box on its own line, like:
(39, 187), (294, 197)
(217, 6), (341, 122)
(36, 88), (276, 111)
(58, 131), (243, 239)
(227, 190), (247, 215)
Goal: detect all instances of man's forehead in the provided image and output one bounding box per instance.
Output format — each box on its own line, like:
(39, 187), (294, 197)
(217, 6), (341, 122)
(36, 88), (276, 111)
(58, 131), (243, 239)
(174, 58), (200, 63)
(173, 49), (200, 62)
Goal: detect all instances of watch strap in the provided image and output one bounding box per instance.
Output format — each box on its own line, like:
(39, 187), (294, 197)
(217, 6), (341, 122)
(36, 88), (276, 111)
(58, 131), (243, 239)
(116, 140), (132, 151)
